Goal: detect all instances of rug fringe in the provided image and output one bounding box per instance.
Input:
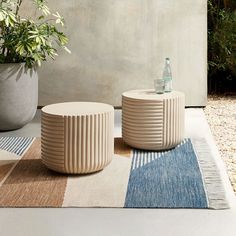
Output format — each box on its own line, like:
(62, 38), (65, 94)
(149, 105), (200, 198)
(192, 138), (229, 209)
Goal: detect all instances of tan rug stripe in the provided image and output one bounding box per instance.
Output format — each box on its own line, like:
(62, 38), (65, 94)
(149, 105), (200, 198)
(0, 138), (67, 207)
(114, 138), (131, 157)
(0, 163), (15, 183)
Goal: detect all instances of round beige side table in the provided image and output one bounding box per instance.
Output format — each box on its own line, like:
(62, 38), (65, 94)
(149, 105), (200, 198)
(122, 90), (185, 150)
(41, 102), (114, 174)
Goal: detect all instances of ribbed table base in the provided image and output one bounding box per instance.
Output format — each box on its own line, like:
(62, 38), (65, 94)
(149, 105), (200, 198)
(41, 103), (114, 174)
(122, 90), (185, 150)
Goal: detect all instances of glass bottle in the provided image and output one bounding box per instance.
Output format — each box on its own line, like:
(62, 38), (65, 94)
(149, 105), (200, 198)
(162, 58), (172, 92)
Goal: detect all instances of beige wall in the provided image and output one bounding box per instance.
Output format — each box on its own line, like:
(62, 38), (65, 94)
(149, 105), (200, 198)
(23, 0), (207, 106)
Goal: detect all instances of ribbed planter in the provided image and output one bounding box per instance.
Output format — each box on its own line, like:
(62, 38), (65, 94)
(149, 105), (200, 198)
(0, 63), (38, 131)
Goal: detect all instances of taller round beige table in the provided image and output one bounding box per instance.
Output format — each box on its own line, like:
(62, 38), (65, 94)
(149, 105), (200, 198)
(122, 90), (185, 150)
(41, 102), (114, 174)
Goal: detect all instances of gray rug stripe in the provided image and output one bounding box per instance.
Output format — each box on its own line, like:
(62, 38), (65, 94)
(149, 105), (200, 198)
(192, 138), (229, 209)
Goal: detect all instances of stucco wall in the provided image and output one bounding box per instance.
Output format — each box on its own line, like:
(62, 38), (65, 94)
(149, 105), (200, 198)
(23, 0), (207, 106)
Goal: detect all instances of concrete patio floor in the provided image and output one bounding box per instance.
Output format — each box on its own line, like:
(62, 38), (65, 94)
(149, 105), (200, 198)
(0, 109), (236, 236)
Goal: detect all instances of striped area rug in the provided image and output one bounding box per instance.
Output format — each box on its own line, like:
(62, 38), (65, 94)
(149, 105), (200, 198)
(0, 137), (229, 209)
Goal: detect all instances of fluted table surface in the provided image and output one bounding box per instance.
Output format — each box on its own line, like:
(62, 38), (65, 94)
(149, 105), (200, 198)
(42, 102), (113, 116)
(122, 90), (184, 101)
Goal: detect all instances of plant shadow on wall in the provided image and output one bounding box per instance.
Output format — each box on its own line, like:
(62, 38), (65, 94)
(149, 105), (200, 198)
(208, 0), (236, 94)
(0, 0), (70, 131)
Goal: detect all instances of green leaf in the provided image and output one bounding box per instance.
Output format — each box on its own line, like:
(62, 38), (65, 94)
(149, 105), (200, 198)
(63, 46), (71, 54)
(0, 12), (5, 21)
(52, 12), (60, 18)
(39, 36), (46, 45)
(55, 18), (61, 24)
(28, 35), (37, 39)
(35, 36), (41, 43)
(5, 16), (9, 26)
(38, 15), (45, 20)
(57, 33), (68, 45)
(31, 43), (38, 50)
(42, 7), (50, 16)
(19, 46), (25, 55)
(26, 44), (33, 53)
(8, 12), (16, 22)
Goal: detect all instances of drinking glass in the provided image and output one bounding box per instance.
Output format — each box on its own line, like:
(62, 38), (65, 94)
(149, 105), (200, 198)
(154, 79), (165, 94)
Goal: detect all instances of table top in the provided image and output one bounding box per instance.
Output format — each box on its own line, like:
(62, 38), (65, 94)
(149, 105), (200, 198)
(122, 89), (184, 101)
(42, 102), (114, 116)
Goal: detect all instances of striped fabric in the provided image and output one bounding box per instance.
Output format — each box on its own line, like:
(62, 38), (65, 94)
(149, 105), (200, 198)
(131, 149), (170, 170)
(131, 140), (190, 170)
(0, 137), (229, 209)
(0, 137), (34, 156)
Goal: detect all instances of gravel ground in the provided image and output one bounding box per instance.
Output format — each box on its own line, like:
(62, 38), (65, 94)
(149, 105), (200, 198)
(204, 95), (236, 194)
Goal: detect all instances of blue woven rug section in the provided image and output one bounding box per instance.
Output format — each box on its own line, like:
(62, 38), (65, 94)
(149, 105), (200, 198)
(124, 139), (208, 208)
(0, 137), (34, 156)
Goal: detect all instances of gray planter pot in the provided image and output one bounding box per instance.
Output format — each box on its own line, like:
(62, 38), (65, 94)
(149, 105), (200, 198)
(0, 63), (38, 131)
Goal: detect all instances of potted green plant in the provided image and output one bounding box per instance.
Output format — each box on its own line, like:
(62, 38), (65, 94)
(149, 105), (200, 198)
(0, 0), (70, 130)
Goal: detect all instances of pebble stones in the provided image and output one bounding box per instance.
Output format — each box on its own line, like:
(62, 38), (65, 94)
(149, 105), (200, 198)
(204, 95), (236, 194)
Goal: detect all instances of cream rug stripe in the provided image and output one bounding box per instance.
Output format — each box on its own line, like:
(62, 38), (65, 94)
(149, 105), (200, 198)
(63, 155), (132, 207)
